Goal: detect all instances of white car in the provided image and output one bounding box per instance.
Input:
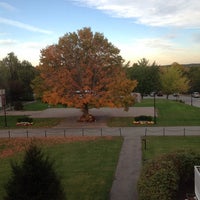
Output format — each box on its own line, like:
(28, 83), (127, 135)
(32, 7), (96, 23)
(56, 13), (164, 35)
(192, 92), (200, 98)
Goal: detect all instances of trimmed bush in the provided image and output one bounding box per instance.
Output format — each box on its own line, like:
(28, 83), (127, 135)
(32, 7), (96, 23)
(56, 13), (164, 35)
(138, 157), (179, 200)
(17, 116), (33, 123)
(138, 150), (200, 200)
(134, 115), (153, 122)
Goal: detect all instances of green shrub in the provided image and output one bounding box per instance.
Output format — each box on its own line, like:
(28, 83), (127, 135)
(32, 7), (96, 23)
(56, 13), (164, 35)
(138, 150), (200, 200)
(138, 157), (179, 200)
(17, 116), (33, 123)
(134, 115), (153, 121)
(4, 144), (66, 200)
(13, 101), (23, 111)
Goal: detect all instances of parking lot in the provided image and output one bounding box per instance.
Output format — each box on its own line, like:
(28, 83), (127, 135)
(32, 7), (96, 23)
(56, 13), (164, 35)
(145, 94), (200, 107)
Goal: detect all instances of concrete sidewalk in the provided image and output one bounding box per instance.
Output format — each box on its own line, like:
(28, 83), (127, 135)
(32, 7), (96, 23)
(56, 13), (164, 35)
(110, 136), (142, 200)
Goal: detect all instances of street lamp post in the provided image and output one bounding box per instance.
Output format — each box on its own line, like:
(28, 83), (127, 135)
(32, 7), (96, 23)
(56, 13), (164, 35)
(0, 89), (7, 127)
(153, 93), (156, 124)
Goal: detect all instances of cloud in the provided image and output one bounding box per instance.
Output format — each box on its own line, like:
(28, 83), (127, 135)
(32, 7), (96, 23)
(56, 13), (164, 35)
(0, 17), (53, 34)
(0, 39), (17, 45)
(192, 33), (200, 43)
(0, 2), (17, 11)
(72, 0), (200, 28)
(136, 38), (180, 51)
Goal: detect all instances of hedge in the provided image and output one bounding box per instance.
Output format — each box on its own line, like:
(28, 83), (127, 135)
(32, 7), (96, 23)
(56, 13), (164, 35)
(137, 150), (200, 200)
(134, 116), (153, 122)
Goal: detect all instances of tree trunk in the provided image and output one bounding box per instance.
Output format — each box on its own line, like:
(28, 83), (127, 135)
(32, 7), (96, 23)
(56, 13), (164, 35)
(78, 103), (95, 122)
(82, 103), (89, 116)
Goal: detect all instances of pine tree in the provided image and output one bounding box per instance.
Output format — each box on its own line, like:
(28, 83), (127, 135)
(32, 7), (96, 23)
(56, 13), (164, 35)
(4, 144), (66, 200)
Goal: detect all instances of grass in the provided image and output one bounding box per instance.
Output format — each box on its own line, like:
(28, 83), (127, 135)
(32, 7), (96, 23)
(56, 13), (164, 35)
(108, 99), (200, 126)
(107, 117), (134, 127)
(3, 99), (200, 128)
(0, 116), (61, 129)
(23, 101), (65, 111)
(142, 136), (200, 161)
(0, 137), (123, 200)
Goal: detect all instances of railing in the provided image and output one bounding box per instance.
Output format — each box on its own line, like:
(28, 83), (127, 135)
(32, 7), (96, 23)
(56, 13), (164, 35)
(1, 127), (200, 138)
(0, 127), (123, 138)
(195, 166), (200, 200)
(144, 127), (200, 136)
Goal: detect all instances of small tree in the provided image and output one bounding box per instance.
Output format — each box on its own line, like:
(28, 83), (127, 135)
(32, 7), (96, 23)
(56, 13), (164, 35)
(160, 63), (189, 99)
(4, 144), (66, 200)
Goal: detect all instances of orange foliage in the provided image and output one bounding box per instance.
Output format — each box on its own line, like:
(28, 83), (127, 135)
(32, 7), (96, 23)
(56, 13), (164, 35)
(34, 27), (137, 113)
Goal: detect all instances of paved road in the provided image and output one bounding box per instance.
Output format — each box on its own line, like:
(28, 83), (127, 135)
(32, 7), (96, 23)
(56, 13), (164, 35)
(144, 94), (200, 107)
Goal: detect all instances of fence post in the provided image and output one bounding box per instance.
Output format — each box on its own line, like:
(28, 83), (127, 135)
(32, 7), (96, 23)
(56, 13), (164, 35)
(45, 130), (47, 137)
(26, 130), (29, 138)
(142, 138), (147, 150)
(8, 130), (11, 139)
(119, 128), (122, 136)
(163, 127), (165, 136)
(82, 128), (84, 136)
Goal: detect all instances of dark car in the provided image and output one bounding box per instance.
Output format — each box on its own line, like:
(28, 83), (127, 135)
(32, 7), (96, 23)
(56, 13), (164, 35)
(157, 91), (163, 96)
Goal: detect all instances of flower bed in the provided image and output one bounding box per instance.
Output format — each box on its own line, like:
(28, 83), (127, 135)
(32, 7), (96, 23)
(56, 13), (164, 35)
(16, 122), (33, 126)
(133, 115), (154, 125)
(133, 121), (154, 125)
(16, 116), (33, 126)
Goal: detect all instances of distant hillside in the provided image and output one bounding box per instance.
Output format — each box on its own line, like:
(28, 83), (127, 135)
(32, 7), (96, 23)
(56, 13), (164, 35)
(162, 63), (200, 67)
(182, 63), (200, 67)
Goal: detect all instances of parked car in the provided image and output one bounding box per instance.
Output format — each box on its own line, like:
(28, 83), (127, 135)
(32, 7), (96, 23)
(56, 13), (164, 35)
(173, 93), (180, 97)
(150, 92), (156, 97)
(157, 91), (163, 96)
(192, 92), (200, 98)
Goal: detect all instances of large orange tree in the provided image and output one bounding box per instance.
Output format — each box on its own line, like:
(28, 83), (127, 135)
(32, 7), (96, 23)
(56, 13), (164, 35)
(33, 27), (137, 121)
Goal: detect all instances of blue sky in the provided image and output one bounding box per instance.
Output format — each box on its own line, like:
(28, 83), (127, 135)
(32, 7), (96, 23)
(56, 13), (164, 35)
(0, 0), (200, 66)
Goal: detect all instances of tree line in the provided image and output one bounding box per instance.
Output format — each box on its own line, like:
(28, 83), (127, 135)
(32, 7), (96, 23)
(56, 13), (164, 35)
(0, 27), (200, 113)
(125, 58), (199, 99)
(0, 52), (36, 109)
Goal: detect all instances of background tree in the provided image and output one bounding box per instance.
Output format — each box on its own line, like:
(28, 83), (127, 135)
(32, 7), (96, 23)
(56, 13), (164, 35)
(187, 66), (200, 93)
(18, 60), (36, 100)
(4, 144), (66, 200)
(0, 52), (36, 109)
(33, 27), (137, 121)
(126, 58), (161, 98)
(160, 63), (189, 98)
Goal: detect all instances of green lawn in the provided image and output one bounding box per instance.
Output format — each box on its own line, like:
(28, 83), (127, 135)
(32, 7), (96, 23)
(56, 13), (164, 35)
(0, 115), (61, 129)
(152, 99), (200, 126)
(142, 136), (200, 161)
(23, 101), (65, 111)
(0, 137), (123, 200)
(108, 99), (200, 126)
(3, 99), (200, 128)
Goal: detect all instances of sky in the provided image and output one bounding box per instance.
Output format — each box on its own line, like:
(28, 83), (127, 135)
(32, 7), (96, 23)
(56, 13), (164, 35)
(0, 0), (200, 66)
